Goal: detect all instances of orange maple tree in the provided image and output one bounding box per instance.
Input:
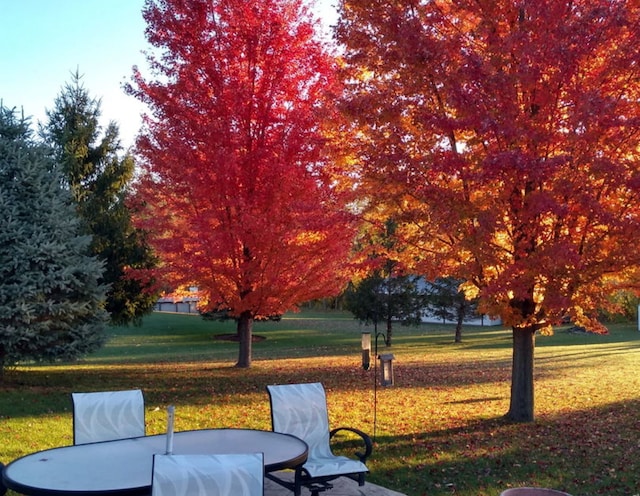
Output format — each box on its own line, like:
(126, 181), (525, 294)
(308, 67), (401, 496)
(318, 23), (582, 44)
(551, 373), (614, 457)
(127, 0), (356, 367)
(337, 0), (640, 420)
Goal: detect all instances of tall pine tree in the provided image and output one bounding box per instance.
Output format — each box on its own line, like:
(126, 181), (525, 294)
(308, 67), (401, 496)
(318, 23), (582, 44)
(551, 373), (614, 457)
(0, 105), (108, 378)
(41, 72), (158, 325)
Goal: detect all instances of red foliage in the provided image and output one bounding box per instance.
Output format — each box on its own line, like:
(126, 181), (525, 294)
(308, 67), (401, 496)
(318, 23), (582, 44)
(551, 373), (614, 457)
(337, 0), (640, 420)
(128, 0), (355, 326)
(337, 0), (640, 333)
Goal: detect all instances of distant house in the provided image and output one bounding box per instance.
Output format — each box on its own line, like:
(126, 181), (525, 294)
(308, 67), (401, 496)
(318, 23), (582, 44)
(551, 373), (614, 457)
(420, 313), (502, 326)
(154, 287), (200, 314)
(418, 277), (503, 326)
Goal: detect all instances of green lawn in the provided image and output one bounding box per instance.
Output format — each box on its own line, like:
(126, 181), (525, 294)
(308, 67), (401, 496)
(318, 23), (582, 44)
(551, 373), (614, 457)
(1, 311), (639, 496)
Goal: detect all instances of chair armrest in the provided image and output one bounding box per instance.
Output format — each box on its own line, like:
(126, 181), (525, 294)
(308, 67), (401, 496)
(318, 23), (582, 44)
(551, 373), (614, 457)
(329, 427), (373, 463)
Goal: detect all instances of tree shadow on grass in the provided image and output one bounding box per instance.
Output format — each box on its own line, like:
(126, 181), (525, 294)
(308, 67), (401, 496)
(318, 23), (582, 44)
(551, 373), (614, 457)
(1, 355), (514, 409)
(368, 398), (640, 496)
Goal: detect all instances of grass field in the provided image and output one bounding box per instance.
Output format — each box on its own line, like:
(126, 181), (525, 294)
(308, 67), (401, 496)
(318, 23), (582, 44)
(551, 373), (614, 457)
(1, 310), (639, 496)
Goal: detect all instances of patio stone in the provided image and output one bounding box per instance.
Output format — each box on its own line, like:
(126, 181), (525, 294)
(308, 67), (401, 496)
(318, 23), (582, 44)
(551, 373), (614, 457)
(264, 471), (408, 496)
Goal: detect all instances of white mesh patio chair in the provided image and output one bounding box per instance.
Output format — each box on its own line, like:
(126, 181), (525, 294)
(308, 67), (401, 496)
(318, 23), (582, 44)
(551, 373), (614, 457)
(266, 382), (372, 496)
(72, 389), (145, 445)
(152, 454), (264, 496)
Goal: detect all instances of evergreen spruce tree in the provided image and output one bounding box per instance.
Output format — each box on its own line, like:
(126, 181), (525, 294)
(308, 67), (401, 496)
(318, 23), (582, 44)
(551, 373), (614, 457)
(40, 72), (158, 325)
(344, 271), (426, 346)
(424, 277), (479, 343)
(0, 105), (108, 378)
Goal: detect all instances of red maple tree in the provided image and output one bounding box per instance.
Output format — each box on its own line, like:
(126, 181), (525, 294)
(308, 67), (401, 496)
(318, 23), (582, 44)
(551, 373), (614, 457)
(337, 0), (640, 420)
(127, 0), (356, 367)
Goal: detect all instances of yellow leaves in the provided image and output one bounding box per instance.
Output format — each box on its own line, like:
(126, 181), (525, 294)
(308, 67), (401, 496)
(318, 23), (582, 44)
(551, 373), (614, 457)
(538, 323), (554, 336)
(460, 280), (479, 299)
(350, 67), (376, 83)
(288, 230), (326, 246)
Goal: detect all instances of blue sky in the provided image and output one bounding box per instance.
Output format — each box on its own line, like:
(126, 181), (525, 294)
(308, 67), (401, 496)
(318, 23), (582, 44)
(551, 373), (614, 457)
(1, 1), (337, 149)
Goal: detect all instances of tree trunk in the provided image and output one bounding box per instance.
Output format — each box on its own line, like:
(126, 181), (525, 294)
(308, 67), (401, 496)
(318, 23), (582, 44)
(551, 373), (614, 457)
(235, 311), (253, 368)
(507, 325), (536, 421)
(385, 317), (393, 346)
(454, 313), (463, 343)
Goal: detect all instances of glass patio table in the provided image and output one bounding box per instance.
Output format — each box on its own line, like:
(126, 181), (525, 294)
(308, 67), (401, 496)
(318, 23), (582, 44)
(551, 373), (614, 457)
(2, 428), (308, 496)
